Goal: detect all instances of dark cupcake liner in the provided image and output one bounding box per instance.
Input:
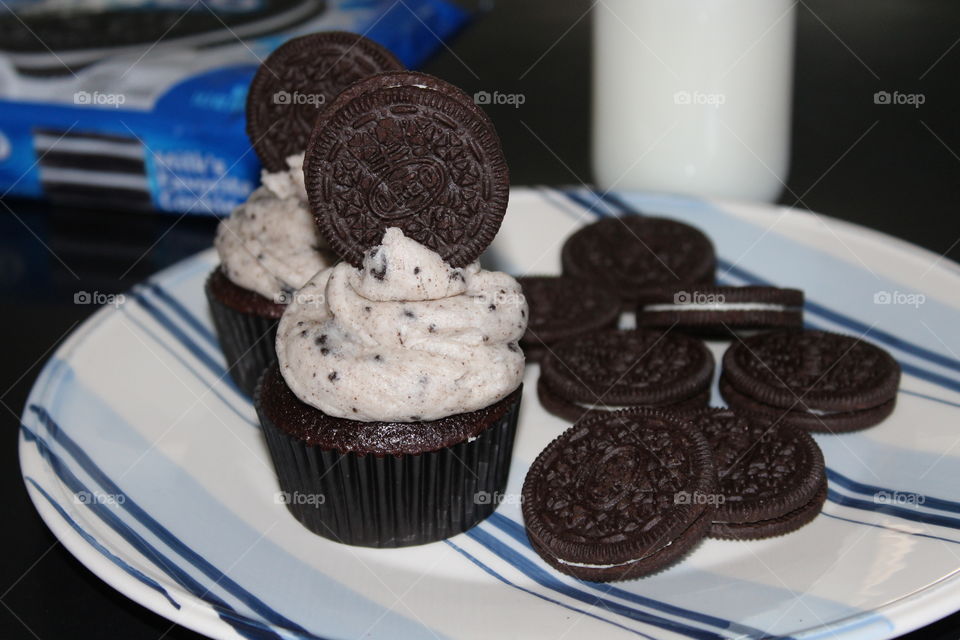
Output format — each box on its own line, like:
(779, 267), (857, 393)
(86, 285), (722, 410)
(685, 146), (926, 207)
(256, 383), (521, 548)
(205, 277), (279, 397)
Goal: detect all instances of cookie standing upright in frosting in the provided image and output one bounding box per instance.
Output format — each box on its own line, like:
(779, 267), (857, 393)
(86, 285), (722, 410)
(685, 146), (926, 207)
(255, 71), (524, 548)
(206, 32), (406, 396)
(304, 70), (510, 268)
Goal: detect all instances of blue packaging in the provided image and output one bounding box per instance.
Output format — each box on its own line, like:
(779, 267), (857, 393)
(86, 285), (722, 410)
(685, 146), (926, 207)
(0, 0), (468, 214)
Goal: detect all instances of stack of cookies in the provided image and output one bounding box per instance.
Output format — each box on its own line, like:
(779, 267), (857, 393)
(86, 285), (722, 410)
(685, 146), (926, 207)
(519, 213), (901, 582)
(522, 407), (828, 581)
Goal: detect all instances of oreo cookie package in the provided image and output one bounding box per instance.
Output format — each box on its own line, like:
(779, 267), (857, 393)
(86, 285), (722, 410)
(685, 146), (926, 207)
(0, 0), (467, 213)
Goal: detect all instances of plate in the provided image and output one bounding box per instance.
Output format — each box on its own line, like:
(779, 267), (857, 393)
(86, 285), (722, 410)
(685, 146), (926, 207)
(19, 187), (960, 640)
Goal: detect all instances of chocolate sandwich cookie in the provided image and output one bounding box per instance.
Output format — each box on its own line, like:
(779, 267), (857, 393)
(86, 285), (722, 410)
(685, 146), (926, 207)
(305, 71), (509, 268)
(522, 408), (717, 582)
(302, 70), (491, 184)
(687, 409), (827, 540)
(247, 31), (404, 171)
(538, 328), (714, 422)
(636, 285), (804, 336)
(720, 329), (901, 433)
(517, 276), (620, 362)
(561, 216), (716, 309)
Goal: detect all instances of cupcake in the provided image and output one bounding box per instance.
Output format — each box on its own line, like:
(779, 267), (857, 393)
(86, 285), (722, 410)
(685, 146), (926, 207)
(259, 229), (525, 546)
(256, 71), (521, 547)
(207, 32), (405, 395)
(207, 153), (335, 396)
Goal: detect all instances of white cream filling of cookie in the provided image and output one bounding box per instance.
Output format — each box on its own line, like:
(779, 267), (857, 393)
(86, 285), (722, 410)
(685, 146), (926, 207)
(642, 302), (800, 313)
(552, 540), (674, 569)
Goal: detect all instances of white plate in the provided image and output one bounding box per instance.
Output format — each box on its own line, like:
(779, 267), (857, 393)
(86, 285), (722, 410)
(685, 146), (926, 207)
(20, 187), (960, 640)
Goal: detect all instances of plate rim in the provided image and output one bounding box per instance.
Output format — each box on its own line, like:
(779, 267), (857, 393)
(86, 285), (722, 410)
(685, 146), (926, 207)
(18, 193), (960, 640)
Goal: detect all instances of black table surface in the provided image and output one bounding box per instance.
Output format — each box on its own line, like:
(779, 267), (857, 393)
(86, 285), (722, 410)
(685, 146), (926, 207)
(3, 1), (960, 638)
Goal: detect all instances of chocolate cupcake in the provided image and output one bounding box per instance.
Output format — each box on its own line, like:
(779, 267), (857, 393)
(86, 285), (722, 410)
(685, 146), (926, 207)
(207, 153), (336, 396)
(256, 72), (525, 547)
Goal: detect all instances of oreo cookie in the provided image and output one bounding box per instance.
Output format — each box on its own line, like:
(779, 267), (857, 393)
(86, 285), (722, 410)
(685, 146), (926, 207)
(688, 409), (827, 540)
(720, 329), (901, 433)
(522, 408), (717, 582)
(517, 276), (620, 362)
(637, 285), (804, 336)
(561, 216), (716, 309)
(246, 31), (404, 171)
(302, 70), (489, 183)
(304, 71), (509, 267)
(538, 329), (714, 422)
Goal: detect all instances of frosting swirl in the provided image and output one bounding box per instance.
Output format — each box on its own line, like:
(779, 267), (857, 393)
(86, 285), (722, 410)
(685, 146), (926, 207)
(214, 153), (333, 301)
(277, 228), (527, 422)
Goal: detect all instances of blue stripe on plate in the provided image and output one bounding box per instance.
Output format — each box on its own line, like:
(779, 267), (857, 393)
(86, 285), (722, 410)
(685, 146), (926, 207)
(26, 404), (315, 637)
(24, 476), (182, 611)
(21, 424), (294, 640)
(826, 469), (960, 515)
(821, 513), (960, 545)
(464, 526), (729, 640)
(141, 283), (233, 357)
(826, 489), (960, 530)
(444, 539), (658, 640)
(900, 388), (960, 410)
(140, 272), (757, 639)
(893, 363), (960, 397)
(146, 282), (220, 347)
(565, 189), (619, 218)
(486, 513), (781, 639)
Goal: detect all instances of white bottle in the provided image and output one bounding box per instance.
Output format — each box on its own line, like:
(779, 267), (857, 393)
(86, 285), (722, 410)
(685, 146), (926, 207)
(592, 0), (796, 202)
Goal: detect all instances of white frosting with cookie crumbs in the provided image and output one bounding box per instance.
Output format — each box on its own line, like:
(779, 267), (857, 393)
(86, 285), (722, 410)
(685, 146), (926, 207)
(215, 153), (334, 301)
(276, 228), (527, 422)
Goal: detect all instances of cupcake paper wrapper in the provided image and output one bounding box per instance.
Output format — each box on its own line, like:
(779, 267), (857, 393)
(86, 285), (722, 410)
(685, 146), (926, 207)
(256, 387), (521, 548)
(205, 279), (279, 397)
